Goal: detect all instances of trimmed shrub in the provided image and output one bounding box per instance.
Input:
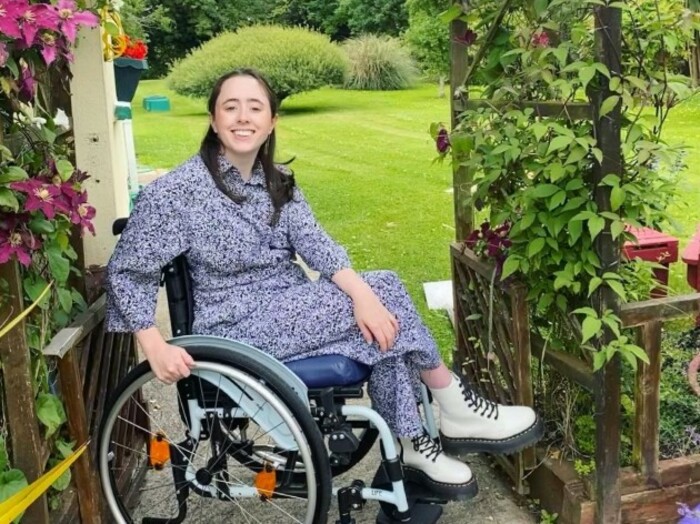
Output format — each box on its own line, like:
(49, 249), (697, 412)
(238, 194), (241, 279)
(167, 25), (347, 101)
(342, 35), (418, 90)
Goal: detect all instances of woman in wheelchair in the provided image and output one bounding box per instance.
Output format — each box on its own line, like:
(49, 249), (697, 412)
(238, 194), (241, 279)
(104, 68), (543, 522)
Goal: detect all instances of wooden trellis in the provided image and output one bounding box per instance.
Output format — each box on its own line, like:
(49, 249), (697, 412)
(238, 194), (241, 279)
(449, 3), (700, 523)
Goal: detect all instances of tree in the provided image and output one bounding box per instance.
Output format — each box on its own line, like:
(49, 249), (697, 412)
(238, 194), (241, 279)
(404, 0), (451, 92)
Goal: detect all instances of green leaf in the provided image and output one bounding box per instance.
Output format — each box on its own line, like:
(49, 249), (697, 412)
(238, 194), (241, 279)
(55, 159), (74, 182)
(520, 213), (536, 230)
(439, 4), (463, 24)
(599, 95), (620, 118)
(547, 135), (573, 155)
(55, 439), (76, 459)
(0, 188), (19, 211)
(36, 393), (66, 438)
(548, 162), (565, 181)
(531, 184), (560, 198)
(531, 122), (549, 141)
(51, 463), (72, 491)
(593, 350), (607, 371)
(607, 279), (627, 300)
(588, 277), (602, 296)
(0, 469), (28, 508)
(588, 216), (605, 240)
(501, 256), (520, 280)
(578, 66), (596, 89)
(47, 246), (71, 284)
(573, 306), (597, 316)
(624, 344), (650, 365)
(0, 437), (7, 472)
(528, 238), (546, 257)
(582, 316), (602, 344)
(610, 186), (625, 211)
(569, 220), (583, 244)
(549, 190), (566, 210)
(0, 166), (29, 184)
(534, 0), (548, 16)
(23, 276), (51, 307)
(57, 288), (73, 313)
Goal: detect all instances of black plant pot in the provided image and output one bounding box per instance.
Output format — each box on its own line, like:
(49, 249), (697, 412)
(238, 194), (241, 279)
(114, 58), (148, 103)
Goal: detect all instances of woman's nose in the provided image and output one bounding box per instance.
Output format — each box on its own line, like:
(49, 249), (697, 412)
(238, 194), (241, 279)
(236, 107), (250, 122)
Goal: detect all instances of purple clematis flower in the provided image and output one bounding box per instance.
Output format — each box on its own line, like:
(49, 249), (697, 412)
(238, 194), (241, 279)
(0, 0), (24, 40)
(69, 190), (96, 235)
(38, 31), (58, 64)
(18, 61), (34, 102)
(0, 42), (8, 68)
(54, 0), (99, 44)
(455, 29), (477, 47)
(436, 127), (451, 153)
(0, 215), (40, 266)
(18, 3), (58, 47)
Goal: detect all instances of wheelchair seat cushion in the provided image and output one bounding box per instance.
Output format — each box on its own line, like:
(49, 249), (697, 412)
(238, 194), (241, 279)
(285, 355), (371, 388)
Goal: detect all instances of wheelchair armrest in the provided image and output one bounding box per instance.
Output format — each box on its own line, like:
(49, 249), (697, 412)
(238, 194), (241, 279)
(113, 218), (128, 236)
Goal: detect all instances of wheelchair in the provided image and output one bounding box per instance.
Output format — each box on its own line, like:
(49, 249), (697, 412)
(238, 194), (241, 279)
(98, 218), (459, 524)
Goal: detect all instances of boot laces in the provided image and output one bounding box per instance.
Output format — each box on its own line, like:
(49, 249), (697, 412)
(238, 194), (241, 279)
(411, 433), (442, 463)
(460, 381), (499, 419)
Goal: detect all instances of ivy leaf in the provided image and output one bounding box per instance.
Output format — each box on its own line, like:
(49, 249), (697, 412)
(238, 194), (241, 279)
(528, 237), (546, 257)
(578, 65), (596, 89)
(439, 3), (463, 24)
(593, 350), (607, 371)
(547, 135), (573, 155)
(549, 190), (566, 210)
(588, 277), (603, 296)
(599, 95), (620, 118)
(36, 393), (67, 438)
(531, 184), (560, 198)
(0, 469), (28, 508)
(0, 188), (19, 211)
(582, 316), (602, 344)
(501, 256), (520, 280)
(610, 185), (626, 211)
(588, 215), (605, 240)
(46, 244), (71, 284)
(55, 159), (74, 182)
(611, 220), (625, 240)
(0, 166), (28, 184)
(606, 279), (627, 300)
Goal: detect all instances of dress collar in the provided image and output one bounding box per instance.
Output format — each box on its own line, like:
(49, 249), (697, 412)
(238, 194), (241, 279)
(217, 155), (266, 187)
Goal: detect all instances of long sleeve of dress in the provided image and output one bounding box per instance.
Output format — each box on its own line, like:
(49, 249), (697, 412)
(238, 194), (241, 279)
(105, 179), (190, 333)
(286, 187), (351, 279)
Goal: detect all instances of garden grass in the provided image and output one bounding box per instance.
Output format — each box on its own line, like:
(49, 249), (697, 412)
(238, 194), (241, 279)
(131, 80), (700, 359)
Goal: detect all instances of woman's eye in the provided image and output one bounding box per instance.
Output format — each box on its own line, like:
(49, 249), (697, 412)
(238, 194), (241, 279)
(225, 106), (237, 112)
(251, 106), (262, 112)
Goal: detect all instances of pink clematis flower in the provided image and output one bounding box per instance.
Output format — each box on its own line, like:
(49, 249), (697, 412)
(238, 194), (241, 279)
(436, 127), (451, 153)
(69, 190), (96, 235)
(531, 31), (550, 48)
(18, 3), (57, 47)
(54, 0), (99, 44)
(38, 31), (58, 64)
(11, 178), (67, 219)
(0, 0), (24, 40)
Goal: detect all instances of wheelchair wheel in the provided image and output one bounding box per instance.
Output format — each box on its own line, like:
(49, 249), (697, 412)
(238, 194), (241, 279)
(98, 346), (332, 524)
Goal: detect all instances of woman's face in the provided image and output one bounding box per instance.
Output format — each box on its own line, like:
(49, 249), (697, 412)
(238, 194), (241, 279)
(210, 75), (277, 162)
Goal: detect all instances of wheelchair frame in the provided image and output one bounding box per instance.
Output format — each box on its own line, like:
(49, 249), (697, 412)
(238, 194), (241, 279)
(99, 218), (446, 523)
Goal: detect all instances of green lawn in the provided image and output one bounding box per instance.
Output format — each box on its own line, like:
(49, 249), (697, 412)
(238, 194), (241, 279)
(130, 80), (700, 359)
(131, 80), (457, 359)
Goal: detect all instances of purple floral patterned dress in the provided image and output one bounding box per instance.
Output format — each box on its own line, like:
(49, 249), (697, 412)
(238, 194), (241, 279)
(105, 155), (441, 438)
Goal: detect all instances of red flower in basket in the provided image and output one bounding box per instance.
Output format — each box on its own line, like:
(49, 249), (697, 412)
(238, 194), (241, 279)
(115, 35), (148, 60)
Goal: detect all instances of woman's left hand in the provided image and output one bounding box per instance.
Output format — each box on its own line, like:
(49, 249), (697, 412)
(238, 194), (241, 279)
(352, 291), (399, 352)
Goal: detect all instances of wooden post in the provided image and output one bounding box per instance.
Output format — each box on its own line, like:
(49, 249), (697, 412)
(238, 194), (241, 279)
(57, 349), (104, 523)
(450, 17), (473, 241)
(591, 5), (624, 523)
(0, 262), (50, 523)
(632, 321), (662, 487)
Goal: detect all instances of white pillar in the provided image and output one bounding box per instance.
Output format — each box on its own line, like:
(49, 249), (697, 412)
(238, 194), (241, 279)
(70, 27), (130, 268)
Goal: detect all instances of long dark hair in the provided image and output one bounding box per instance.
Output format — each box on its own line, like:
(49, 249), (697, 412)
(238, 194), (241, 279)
(200, 68), (295, 225)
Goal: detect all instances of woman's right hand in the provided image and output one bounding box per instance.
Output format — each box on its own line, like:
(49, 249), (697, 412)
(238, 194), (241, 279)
(143, 343), (196, 384)
(136, 327), (195, 384)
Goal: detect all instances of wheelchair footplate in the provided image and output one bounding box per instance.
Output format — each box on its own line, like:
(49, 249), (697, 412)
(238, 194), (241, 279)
(371, 464), (445, 524)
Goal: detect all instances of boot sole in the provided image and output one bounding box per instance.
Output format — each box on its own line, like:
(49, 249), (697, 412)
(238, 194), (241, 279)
(440, 415), (544, 456)
(401, 466), (479, 501)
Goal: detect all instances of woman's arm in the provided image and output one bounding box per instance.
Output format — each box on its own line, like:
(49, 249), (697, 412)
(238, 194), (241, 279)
(136, 327), (195, 384)
(332, 268), (399, 352)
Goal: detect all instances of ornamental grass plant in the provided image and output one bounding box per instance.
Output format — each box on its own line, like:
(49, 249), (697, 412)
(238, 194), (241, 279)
(342, 35), (418, 91)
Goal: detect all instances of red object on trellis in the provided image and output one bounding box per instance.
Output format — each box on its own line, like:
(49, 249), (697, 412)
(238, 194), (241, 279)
(623, 226), (679, 298)
(682, 225), (700, 291)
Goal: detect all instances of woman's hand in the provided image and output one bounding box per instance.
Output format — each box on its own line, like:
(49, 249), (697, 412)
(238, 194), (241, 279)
(137, 327), (196, 384)
(352, 290), (399, 352)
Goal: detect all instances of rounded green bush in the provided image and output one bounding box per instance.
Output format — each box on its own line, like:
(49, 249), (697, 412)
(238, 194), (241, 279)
(167, 25), (347, 102)
(342, 34), (418, 91)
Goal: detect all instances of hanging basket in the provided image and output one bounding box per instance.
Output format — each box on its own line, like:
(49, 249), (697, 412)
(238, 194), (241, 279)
(113, 58), (148, 103)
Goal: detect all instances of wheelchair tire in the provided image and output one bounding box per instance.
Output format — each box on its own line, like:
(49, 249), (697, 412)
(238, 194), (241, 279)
(98, 345), (332, 524)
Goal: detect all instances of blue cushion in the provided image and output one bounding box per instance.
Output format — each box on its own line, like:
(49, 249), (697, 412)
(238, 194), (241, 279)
(285, 355), (371, 388)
